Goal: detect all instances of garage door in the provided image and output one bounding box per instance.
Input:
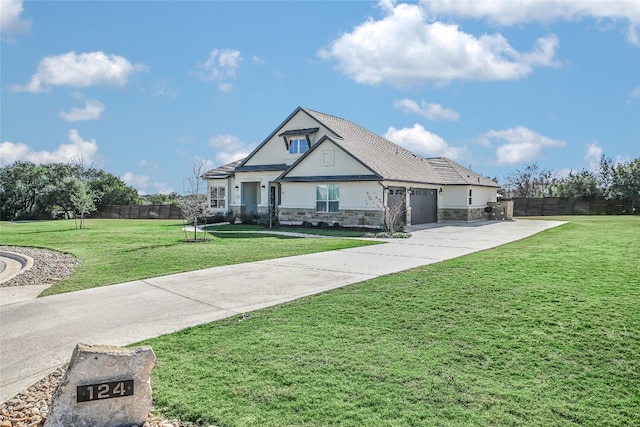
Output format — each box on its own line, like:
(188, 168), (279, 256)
(410, 189), (437, 224)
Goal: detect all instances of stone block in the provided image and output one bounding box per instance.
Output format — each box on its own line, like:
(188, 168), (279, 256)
(44, 343), (156, 427)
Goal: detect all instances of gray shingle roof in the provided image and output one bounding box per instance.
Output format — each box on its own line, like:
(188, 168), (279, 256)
(203, 107), (498, 188)
(201, 158), (244, 180)
(300, 108), (498, 187)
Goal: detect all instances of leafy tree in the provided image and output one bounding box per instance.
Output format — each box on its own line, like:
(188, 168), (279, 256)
(87, 169), (139, 208)
(0, 161), (45, 220)
(68, 176), (97, 229)
(144, 192), (180, 205)
(610, 158), (640, 212)
(504, 162), (558, 198)
(549, 169), (602, 198)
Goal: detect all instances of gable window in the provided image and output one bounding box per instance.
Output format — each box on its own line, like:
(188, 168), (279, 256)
(288, 138), (309, 155)
(210, 185), (226, 209)
(316, 184), (339, 212)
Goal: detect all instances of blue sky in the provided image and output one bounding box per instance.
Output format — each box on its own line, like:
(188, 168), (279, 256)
(2, 0), (638, 195)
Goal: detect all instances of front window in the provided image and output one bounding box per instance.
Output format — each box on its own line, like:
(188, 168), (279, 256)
(288, 138), (309, 155)
(210, 186), (226, 209)
(317, 184), (339, 212)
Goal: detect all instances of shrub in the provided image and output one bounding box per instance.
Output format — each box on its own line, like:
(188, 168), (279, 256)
(239, 212), (258, 225)
(301, 221), (313, 228)
(317, 221), (330, 229)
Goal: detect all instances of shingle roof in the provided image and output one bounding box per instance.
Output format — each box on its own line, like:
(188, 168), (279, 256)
(203, 107), (499, 188)
(299, 108), (498, 187)
(201, 158), (244, 180)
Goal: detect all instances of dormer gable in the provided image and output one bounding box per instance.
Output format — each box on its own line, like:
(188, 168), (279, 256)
(238, 107), (339, 169)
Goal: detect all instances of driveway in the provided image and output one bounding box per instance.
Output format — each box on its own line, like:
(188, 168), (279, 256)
(0, 219), (564, 403)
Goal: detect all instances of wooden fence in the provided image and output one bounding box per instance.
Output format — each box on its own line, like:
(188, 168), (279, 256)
(92, 204), (183, 220)
(512, 197), (635, 216)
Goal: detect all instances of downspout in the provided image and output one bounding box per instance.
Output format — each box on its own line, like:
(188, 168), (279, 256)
(378, 180), (386, 228)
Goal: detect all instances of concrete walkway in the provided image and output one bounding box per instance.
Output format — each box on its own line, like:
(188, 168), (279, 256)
(0, 219), (564, 403)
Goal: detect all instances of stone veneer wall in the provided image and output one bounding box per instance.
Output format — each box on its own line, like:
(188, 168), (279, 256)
(438, 207), (486, 221)
(278, 208), (383, 228)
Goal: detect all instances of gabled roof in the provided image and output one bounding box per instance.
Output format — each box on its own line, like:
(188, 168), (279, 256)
(201, 158), (244, 180)
(283, 108), (499, 187)
(205, 107), (499, 188)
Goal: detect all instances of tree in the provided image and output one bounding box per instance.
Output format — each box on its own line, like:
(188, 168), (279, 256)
(549, 169), (602, 198)
(504, 162), (558, 198)
(67, 176), (97, 229)
(178, 158), (209, 241)
(87, 169), (139, 208)
(610, 158), (640, 212)
(0, 161), (45, 220)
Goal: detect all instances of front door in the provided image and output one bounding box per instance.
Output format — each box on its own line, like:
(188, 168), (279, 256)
(242, 182), (259, 215)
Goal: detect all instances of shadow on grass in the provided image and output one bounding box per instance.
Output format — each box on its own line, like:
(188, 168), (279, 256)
(207, 232), (297, 240)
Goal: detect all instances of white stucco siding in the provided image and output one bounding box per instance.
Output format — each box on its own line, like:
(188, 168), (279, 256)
(280, 181), (382, 210)
(440, 185), (497, 208)
(286, 140), (373, 178)
(243, 110), (335, 167)
(234, 171), (281, 206)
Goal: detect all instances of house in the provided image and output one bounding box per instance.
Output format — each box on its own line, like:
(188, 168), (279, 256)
(202, 107), (499, 227)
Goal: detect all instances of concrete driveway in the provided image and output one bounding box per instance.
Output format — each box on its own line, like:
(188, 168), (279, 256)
(0, 219), (564, 403)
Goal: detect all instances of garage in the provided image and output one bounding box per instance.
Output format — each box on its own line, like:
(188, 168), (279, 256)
(410, 188), (438, 224)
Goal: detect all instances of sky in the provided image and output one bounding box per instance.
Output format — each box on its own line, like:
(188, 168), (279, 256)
(1, 0), (639, 195)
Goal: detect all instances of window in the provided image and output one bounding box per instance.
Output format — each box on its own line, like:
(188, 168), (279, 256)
(468, 189), (472, 205)
(288, 138), (308, 154)
(316, 184), (339, 212)
(210, 185), (226, 209)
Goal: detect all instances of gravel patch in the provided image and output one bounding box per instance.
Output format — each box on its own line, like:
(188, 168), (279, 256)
(0, 246), (81, 288)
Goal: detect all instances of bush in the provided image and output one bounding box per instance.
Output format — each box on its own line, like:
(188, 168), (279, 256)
(302, 221), (313, 228)
(205, 213), (228, 224)
(239, 212), (258, 225)
(317, 221), (330, 229)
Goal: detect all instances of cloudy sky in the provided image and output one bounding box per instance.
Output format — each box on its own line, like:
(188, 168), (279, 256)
(2, 0), (638, 194)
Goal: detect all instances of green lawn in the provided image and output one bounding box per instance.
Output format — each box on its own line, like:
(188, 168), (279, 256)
(141, 216), (639, 426)
(0, 219), (379, 296)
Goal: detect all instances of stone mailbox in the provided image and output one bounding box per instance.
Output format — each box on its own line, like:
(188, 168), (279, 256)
(44, 343), (156, 427)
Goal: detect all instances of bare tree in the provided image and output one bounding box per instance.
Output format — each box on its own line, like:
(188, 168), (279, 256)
(179, 158), (209, 241)
(504, 162), (558, 198)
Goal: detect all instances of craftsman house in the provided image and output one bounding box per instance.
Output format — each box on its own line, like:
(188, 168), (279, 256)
(202, 107), (499, 227)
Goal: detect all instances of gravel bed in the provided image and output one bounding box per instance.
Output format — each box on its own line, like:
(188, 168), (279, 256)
(0, 246), (81, 288)
(0, 247), (207, 426)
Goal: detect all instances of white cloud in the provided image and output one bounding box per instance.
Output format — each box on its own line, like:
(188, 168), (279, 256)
(384, 124), (465, 160)
(12, 51), (145, 93)
(121, 172), (150, 188)
(207, 134), (253, 165)
(421, 0), (640, 44)
(0, 0), (31, 34)
(394, 99), (460, 121)
(191, 49), (242, 92)
(152, 182), (174, 195)
(318, 1), (559, 86)
(218, 82), (234, 93)
(59, 100), (105, 122)
(483, 126), (566, 165)
(0, 129), (101, 166)
(584, 142), (603, 170)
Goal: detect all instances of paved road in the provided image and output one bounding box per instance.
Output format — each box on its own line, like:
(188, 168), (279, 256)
(0, 219), (565, 403)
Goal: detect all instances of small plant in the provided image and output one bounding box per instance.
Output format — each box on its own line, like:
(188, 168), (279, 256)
(317, 221), (330, 229)
(302, 220), (313, 228)
(239, 212), (258, 225)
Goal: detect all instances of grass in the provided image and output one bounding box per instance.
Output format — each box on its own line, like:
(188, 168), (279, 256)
(140, 216), (639, 426)
(0, 219), (379, 296)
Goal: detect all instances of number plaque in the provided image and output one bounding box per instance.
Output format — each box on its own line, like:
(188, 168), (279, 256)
(77, 380), (134, 403)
